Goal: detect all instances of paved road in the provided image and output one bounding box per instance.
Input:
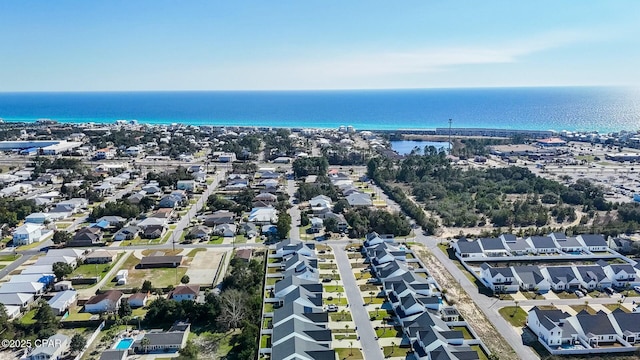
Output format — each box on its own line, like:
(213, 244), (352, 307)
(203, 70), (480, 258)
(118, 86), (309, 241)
(331, 244), (384, 360)
(414, 233), (539, 360)
(0, 251), (36, 280)
(286, 179), (302, 242)
(365, 178), (539, 359)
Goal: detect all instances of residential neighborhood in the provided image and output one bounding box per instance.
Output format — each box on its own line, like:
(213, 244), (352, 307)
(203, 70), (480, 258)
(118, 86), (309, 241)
(1, 122), (640, 360)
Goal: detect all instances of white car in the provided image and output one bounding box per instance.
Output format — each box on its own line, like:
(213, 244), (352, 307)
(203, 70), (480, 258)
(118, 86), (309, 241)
(326, 304), (338, 312)
(634, 286), (640, 294)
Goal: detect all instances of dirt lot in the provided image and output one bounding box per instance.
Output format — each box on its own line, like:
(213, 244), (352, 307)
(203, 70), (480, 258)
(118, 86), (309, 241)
(186, 249), (226, 284)
(415, 246), (517, 359)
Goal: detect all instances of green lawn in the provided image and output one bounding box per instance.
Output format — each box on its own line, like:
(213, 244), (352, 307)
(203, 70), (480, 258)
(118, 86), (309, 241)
(19, 309), (38, 325)
(120, 236), (164, 246)
(0, 254), (20, 262)
(319, 263), (338, 270)
(56, 222), (72, 229)
(471, 345), (490, 360)
(359, 284), (379, 292)
(260, 335), (271, 349)
(209, 236), (223, 244)
(234, 234), (247, 244)
(382, 346), (410, 358)
(335, 348), (364, 360)
(17, 241), (45, 251)
(363, 297), (385, 305)
(452, 326), (474, 340)
(64, 311), (93, 321)
(324, 297), (348, 306)
(368, 310), (388, 321)
(266, 278), (278, 285)
(72, 262), (113, 278)
(498, 306), (528, 327)
(264, 303), (275, 313)
(555, 291), (578, 299)
(604, 304), (629, 313)
(323, 285), (345, 293)
(375, 327), (400, 338)
(329, 312), (352, 322)
(570, 305), (597, 315)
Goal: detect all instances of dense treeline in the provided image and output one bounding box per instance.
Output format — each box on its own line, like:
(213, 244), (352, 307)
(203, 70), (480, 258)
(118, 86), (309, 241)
(90, 200), (152, 220)
(344, 208), (411, 238)
(368, 150), (613, 231)
(146, 167), (192, 187)
(296, 176), (341, 201)
(0, 198), (42, 227)
(292, 157), (329, 178)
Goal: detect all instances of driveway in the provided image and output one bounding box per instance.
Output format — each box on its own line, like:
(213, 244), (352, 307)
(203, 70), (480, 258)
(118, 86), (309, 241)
(332, 245), (384, 360)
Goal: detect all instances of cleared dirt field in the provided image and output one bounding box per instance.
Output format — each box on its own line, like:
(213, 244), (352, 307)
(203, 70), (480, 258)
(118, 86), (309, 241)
(186, 249), (227, 285)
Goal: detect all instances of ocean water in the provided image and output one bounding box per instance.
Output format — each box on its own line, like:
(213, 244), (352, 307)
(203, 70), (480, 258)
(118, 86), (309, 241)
(0, 87), (639, 132)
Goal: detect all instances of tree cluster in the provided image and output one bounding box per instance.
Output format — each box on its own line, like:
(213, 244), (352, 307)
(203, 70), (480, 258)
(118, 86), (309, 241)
(0, 198), (41, 227)
(292, 157), (329, 178)
(90, 200), (143, 221)
(344, 208), (411, 238)
(146, 167), (192, 188)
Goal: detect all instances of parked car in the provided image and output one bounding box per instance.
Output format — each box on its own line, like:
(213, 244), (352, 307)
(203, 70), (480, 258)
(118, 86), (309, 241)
(604, 287), (615, 295)
(574, 290), (585, 298)
(322, 278), (332, 283)
(326, 304), (338, 312)
(634, 286), (640, 294)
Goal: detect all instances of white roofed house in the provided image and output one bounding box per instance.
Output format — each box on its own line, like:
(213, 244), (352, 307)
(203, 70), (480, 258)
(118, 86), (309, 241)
(48, 290), (77, 315)
(309, 195), (332, 208)
(479, 263), (519, 293)
(0, 292), (35, 308)
(84, 290), (123, 313)
(12, 223), (44, 246)
(248, 207), (278, 225)
(345, 192), (372, 207)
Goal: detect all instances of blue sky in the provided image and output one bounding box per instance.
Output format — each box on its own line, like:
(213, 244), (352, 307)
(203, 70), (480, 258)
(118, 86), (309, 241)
(0, 1), (638, 91)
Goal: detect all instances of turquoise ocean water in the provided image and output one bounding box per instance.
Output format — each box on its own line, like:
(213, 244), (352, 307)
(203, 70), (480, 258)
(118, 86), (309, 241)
(0, 87), (639, 132)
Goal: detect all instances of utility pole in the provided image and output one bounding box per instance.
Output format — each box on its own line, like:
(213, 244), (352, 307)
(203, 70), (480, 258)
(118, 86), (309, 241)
(448, 118), (453, 153)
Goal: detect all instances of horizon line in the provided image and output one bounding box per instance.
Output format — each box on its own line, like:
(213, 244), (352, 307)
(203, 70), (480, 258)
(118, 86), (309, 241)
(0, 84), (634, 94)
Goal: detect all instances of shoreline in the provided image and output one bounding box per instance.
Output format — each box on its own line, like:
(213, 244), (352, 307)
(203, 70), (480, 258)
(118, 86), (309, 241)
(2, 118), (637, 135)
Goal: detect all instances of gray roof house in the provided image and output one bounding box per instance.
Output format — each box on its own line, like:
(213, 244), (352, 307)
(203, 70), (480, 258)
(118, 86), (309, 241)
(512, 266), (550, 293)
(134, 321), (190, 353)
(345, 192), (372, 207)
(27, 334), (69, 360)
(575, 265), (612, 290)
(544, 266), (581, 291)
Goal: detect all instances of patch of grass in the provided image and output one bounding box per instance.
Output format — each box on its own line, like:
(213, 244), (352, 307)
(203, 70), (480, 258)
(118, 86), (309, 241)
(72, 262), (113, 278)
(452, 326), (474, 340)
(364, 297), (385, 305)
(187, 248), (207, 257)
(0, 254), (20, 262)
(260, 335), (271, 349)
(329, 312), (352, 322)
(234, 234), (247, 244)
(604, 304), (629, 313)
(335, 348), (364, 360)
(368, 310), (388, 321)
(319, 263), (337, 270)
(555, 291), (578, 299)
(471, 345), (490, 360)
(120, 236), (164, 246)
(323, 285), (345, 293)
(375, 327), (400, 338)
(19, 309), (38, 325)
(17, 241), (45, 251)
(264, 303), (275, 313)
(266, 278), (278, 286)
(56, 222), (71, 229)
(359, 284), (379, 292)
(570, 305), (597, 315)
(382, 346), (409, 358)
(335, 334), (358, 340)
(522, 291), (540, 300)
(208, 236), (223, 244)
(498, 306), (528, 327)
(324, 297), (348, 306)
(64, 310), (93, 321)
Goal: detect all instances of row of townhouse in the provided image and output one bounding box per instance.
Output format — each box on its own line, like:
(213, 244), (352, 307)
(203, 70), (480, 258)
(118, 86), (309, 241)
(480, 260), (640, 294)
(0, 248), (86, 319)
(267, 239), (336, 360)
(453, 233), (609, 258)
(527, 307), (640, 353)
(364, 233), (486, 360)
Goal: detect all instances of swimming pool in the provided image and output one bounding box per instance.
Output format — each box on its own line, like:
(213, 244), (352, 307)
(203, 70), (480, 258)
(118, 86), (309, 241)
(115, 338), (134, 350)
